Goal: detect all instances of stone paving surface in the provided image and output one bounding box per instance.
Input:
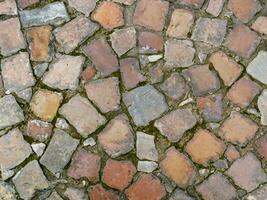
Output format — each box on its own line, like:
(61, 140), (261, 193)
(1, 0), (267, 199)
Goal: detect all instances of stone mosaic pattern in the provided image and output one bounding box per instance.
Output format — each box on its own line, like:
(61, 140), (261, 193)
(0, 0), (267, 199)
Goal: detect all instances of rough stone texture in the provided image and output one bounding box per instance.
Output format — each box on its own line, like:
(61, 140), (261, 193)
(81, 66), (96, 82)
(113, 0), (135, 5)
(206, 0), (225, 17)
(67, 149), (101, 182)
(164, 39), (195, 68)
(64, 187), (88, 200)
(138, 31), (163, 54)
(185, 129), (225, 166)
(98, 114), (134, 157)
(256, 134), (267, 161)
(191, 18), (227, 47)
(88, 184), (119, 200)
(82, 37), (119, 77)
(16, 88), (32, 103)
(136, 132), (158, 161)
(252, 16), (267, 34)
(182, 65), (220, 96)
(17, 0), (39, 8)
(226, 76), (261, 108)
(167, 9), (194, 38)
(155, 109), (196, 142)
(196, 172), (238, 200)
(0, 0), (17, 15)
(225, 25), (261, 59)
(226, 152), (267, 192)
(243, 184), (267, 200)
(1, 52), (35, 93)
(160, 147), (195, 188)
(0, 128), (32, 170)
(19, 2), (70, 28)
(209, 51), (243, 86)
(110, 27), (136, 56)
(47, 192), (63, 200)
(169, 188), (195, 200)
(137, 161), (158, 173)
(123, 84), (168, 126)
(225, 145), (240, 162)
(92, 1), (124, 30)
(125, 174), (166, 200)
(13, 160), (49, 200)
(85, 77), (120, 113)
(68, 0), (96, 16)
(0, 181), (16, 200)
(59, 95), (106, 137)
(179, 0), (204, 7)
(0, 95), (24, 129)
(26, 120), (52, 142)
(42, 55), (84, 90)
(102, 159), (136, 190)
(40, 129), (79, 175)
(120, 58), (146, 90)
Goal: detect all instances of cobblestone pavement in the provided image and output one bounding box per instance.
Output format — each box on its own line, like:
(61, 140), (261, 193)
(1, 0), (267, 199)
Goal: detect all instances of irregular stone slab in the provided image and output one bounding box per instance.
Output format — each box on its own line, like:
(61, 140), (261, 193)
(0, 128), (32, 170)
(98, 114), (134, 157)
(16, 88), (32, 103)
(123, 84), (168, 126)
(155, 108), (196, 142)
(138, 31), (163, 54)
(225, 145), (240, 162)
(54, 16), (99, 54)
(191, 18), (227, 47)
(19, 2), (70, 28)
(85, 77), (121, 113)
(136, 132), (158, 161)
(0, 18), (27, 56)
(179, 0), (204, 7)
(34, 63), (49, 78)
(252, 16), (267, 34)
(88, 184), (119, 200)
(206, 0), (225, 17)
(31, 143), (46, 157)
(68, 0), (96, 16)
(0, 0), (17, 15)
(164, 39), (195, 68)
(81, 66), (96, 82)
(258, 90), (267, 125)
(247, 51), (267, 85)
(137, 161), (158, 173)
(0, 181), (16, 200)
(17, 0), (39, 8)
(1, 52), (35, 93)
(0, 95), (24, 129)
(42, 55), (84, 90)
(169, 188), (195, 200)
(243, 184), (267, 200)
(226, 152), (267, 192)
(13, 160), (49, 200)
(64, 187), (88, 200)
(55, 118), (69, 130)
(40, 129), (79, 175)
(59, 95), (106, 137)
(26, 119), (52, 142)
(196, 172), (238, 200)
(256, 132), (267, 161)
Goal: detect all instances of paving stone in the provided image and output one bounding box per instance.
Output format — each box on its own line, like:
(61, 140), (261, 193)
(225, 145), (240, 162)
(155, 108), (196, 142)
(0, 95), (24, 129)
(13, 160), (49, 200)
(196, 172), (238, 200)
(1, 52), (35, 93)
(17, 0), (39, 8)
(197, 94), (224, 122)
(167, 9), (194, 38)
(16, 88), (32, 103)
(55, 118), (70, 130)
(26, 26), (52, 62)
(88, 184), (119, 200)
(0, 181), (16, 200)
(68, 0), (96, 16)
(206, 0), (225, 17)
(137, 161), (158, 173)
(133, 0), (169, 31)
(226, 152), (267, 192)
(19, 2), (70, 28)
(256, 134), (267, 161)
(160, 147), (196, 188)
(182, 65), (220, 96)
(191, 18), (227, 47)
(243, 184), (267, 200)
(34, 63), (49, 78)
(148, 61), (164, 84)
(67, 149), (101, 182)
(225, 25), (261, 59)
(160, 73), (188, 101)
(47, 191), (63, 200)
(179, 0), (205, 7)
(26, 119), (52, 142)
(164, 39), (195, 68)
(126, 174), (166, 200)
(123, 84), (168, 126)
(228, 0), (261, 23)
(31, 143), (46, 157)
(247, 51), (267, 85)
(185, 129), (225, 166)
(0, 128), (32, 170)
(64, 187), (88, 200)
(54, 16), (99, 54)
(138, 31), (163, 54)
(92, 1), (124, 30)
(81, 66), (96, 82)
(0, 18), (27, 56)
(82, 37), (119, 77)
(120, 58), (146, 90)
(40, 129), (79, 175)
(258, 90), (267, 126)
(136, 132), (158, 161)
(0, 0), (17, 15)
(252, 16), (267, 34)
(59, 95), (106, 137)
(102, 159), (136, 190)
(209, 51), (243, 86)
(30, 89), (62, 122)
(226, 75), (261, 108)
(83, 137), (96, 147)
(42, 55), (84, 90)
(98, 114), (134, 157)
(169, 188), (195, 200)
(85, 77), (120, 113)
